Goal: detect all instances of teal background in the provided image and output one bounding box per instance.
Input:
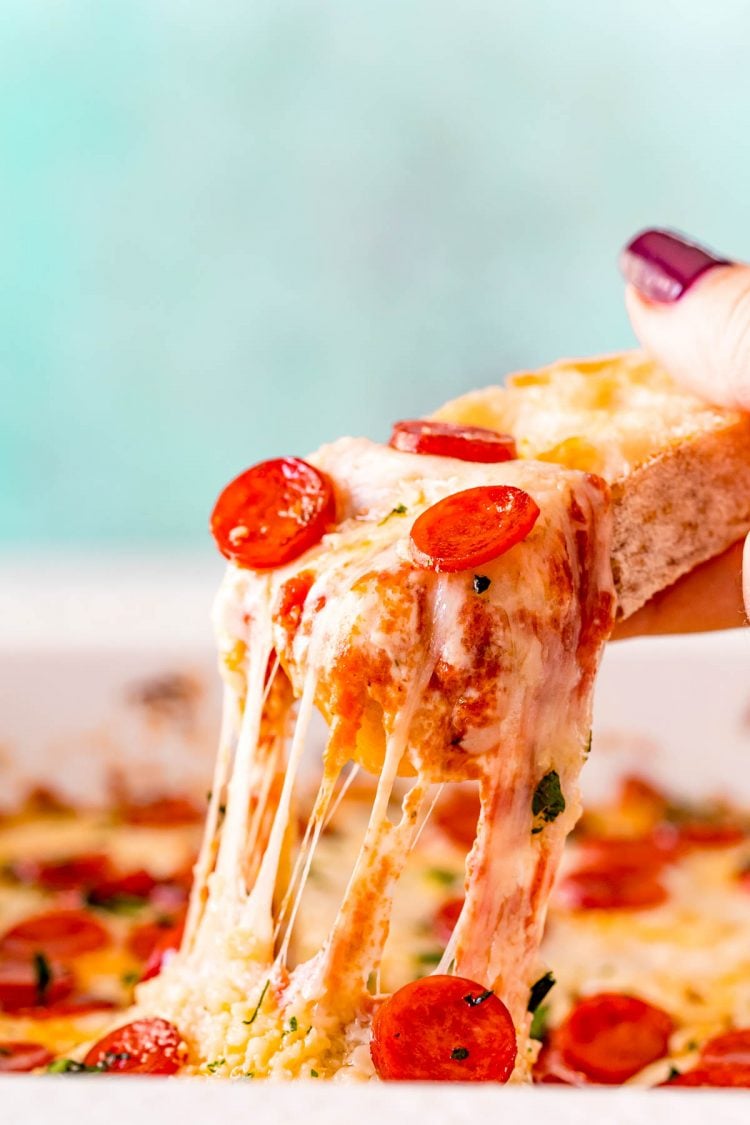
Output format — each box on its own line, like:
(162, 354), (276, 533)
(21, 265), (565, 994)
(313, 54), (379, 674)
(2, 1), (750, 545)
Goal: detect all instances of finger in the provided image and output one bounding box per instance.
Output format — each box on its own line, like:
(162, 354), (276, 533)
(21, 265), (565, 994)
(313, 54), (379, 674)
(612, 539), (747, 640)
(620, 229), (750, 411)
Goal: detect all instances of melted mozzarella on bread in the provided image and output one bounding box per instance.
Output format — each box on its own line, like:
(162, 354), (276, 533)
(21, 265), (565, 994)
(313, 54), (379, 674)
(138, 438), (615, 1080)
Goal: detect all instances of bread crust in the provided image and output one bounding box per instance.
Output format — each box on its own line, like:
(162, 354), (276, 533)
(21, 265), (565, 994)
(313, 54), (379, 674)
(611, 416), (750, 619)
(434, 351), (750, 620)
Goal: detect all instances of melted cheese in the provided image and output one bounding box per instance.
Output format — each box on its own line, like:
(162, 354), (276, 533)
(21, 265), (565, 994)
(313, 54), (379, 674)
(435, 351), (742, 480)
(138, 438), (615, 1080)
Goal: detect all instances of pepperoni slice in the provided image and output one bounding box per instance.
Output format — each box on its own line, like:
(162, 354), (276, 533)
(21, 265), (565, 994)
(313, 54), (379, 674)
(701, 1027), (750, 1067)
(120, 796), (203, 827)
(532, 1042), (588, 1086)
(140, 920), (184, 982)
(574, 830), (679, 873)
(434, 898), (464, 945)
(676, 821), (746, 848)
(0, 1041), (54, 1073)
(390, 421), (517, 464)
(87, 869), (157, 907)
(0, 958), (74, 1012)
(10, 853), (111, 893)
(370, 975), (517, 1082)
(210, 457), (335, 569)
(557, 868), (668, 911)
(433, 787), (481, 849)
(556, 993), (673, 1084)
(128, 914), (185, 976)
(0, 909), (110, 959)
(410, 486), (540, 574)
(660, 1065), (750, 1087)
(83, 1017), (184, 1075)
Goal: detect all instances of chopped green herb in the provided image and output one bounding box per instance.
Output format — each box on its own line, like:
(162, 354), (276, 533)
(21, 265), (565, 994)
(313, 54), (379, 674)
(532, 770), (566, 832)
(451, 1047), (469, 1060)
(473, 575), (491, 595)
(463, 989), (492, 1007)
(46, 1058), (103, 1074)
(121, 970), (140, 987)
(243, 979), (270, 1025)
(289, 1016), (298, 1032)
(379, 504), (407, 525)
(310, 1068), (319, 1078)
(415, 950), (443, 966)
(87, 892), (147, 916)
(245, 1072), (255, 1079)
(33, 951), (52, 1004)
(206, 1058), (225, 1074)
(666, 1065), (681, 1081)
(529, 1004), (550, 1042)
(425, 867), (458, 887)
(527, 970), (556, 1013)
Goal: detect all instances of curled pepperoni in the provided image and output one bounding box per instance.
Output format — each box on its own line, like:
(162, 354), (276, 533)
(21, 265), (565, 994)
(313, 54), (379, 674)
(140, 922), (184, 982)
(128, 914), (185, 979)
(390, 420), (517, 464)
(574, 829), (679, 873)
(26, 995), (117, 1020)
(83, 1018), (184, 1075)
(660, 1065), (750, 1087)
(87, 869), (157, 908)
(0, 958), (74, 1012)
(676, 821), (746, 849)
(370, 975), (517, 1082)
(410, 486), (540, 574)
(701, 1027), (750, 1067)
(556, 993), (673, 1084)
(10, 853), (111, 893)
(120, 796), (203, 827)
(0, 1041), (54, 1073)
(558, 868), (668, 911)
(210, 457), (335, 569)
(0, 909), (110, 959)
(434, 898), (464, 945)
(533, 1042), (588, 1086)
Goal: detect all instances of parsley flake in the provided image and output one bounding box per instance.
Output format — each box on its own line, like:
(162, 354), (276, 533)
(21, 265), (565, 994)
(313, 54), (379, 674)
(531, 770), (566, 832)
(425, 866), (458, 887)
(46, 1058), (104, 1074)
(243, 979), (270, 1026)
(33, 951), (52, 1004)
(451, 1047), (469, 1060)
(529, 1004), (550, 1042)
(310, 1068), (319, 1078)
(289, 1016), (298, 1032)
(206, 1058), (225, 1074)
(379, 504), (408, 525)
(527, 970), (556, 1013)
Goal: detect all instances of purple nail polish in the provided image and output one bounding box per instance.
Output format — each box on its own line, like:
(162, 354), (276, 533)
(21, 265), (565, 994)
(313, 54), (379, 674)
(619, 229), (729, 303)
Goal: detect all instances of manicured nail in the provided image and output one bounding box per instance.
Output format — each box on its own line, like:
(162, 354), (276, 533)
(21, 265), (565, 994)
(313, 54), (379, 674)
(619, 228), (729, 303)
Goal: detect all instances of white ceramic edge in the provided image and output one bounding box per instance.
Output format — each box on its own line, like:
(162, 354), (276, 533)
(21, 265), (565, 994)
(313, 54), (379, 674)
(2, 1076), (748, 1124)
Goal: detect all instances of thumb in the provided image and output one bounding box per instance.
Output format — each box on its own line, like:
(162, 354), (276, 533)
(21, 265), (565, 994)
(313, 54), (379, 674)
(620, 229), (750, 411)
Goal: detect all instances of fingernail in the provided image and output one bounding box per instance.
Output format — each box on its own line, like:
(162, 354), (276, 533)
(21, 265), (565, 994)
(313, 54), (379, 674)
(619, 228), (729, 303)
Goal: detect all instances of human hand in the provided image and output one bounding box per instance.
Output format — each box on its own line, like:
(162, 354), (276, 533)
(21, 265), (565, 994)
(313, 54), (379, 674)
(614, 229), (750, 638)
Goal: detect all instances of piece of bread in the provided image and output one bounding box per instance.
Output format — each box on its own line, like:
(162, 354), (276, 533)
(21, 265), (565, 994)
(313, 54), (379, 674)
(434, 350), (750, 619)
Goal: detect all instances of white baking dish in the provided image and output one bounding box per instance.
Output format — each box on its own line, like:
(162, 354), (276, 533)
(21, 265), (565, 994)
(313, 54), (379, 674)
(1, 558), (748, 1122)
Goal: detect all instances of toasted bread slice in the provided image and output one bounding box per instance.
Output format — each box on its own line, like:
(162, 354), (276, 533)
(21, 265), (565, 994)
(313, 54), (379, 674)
(434, 350), (750, 619)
